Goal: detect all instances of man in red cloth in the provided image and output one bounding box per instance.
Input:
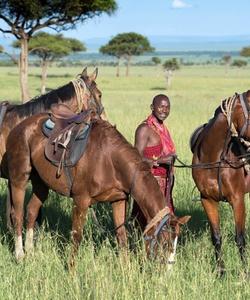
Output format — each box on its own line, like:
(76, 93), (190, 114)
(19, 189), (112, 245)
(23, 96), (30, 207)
(134, 94), (176, 212)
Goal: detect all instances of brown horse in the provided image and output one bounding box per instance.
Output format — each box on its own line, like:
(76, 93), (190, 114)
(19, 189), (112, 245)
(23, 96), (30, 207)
(5, 113), (190, 265)
(191, 90), (250, 275)
(0, 67), (105, 227)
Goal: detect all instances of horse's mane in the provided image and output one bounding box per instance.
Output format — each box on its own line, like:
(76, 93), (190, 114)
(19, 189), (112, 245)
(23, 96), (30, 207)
(6, 81), (74, 118)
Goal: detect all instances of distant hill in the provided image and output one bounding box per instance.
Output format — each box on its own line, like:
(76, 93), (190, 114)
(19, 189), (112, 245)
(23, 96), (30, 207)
(148, 35), (250, 51)
(1, 34), (250, 54)
(85, 35), (250, 52)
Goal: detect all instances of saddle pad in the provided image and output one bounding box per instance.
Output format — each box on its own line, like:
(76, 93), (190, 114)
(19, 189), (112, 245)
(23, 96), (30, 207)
(45, 118), (55, 130)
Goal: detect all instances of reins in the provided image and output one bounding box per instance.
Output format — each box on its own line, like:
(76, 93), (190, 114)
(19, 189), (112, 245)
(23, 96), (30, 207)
(174, 154), (250, 169)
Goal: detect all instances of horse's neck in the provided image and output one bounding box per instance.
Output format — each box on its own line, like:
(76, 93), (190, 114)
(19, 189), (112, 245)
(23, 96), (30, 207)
(201, 113), (229, 152)
(131, 170), (166, 223)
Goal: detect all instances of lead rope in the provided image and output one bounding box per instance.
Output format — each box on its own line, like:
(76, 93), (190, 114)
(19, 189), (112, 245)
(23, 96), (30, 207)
(220, 94), (238, 137)
(71, 78), (89, 113)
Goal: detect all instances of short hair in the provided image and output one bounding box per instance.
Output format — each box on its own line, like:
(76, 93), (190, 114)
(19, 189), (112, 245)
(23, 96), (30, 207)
(152, 94), (170, 106)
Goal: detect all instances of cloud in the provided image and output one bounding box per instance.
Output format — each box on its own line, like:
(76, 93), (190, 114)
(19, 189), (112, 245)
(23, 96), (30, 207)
(171, 0), (192, 9)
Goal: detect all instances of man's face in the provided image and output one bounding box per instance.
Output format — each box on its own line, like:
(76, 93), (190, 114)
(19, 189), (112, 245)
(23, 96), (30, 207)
(151, 99), (170, 122)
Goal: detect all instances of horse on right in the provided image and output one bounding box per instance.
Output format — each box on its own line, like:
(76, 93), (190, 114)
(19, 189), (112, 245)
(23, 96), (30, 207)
(191, 90), (250, 275)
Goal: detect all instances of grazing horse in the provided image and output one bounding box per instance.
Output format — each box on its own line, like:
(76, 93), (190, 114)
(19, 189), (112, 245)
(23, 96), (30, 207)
(191, 90), (250, 275)
(5, 113), (190, 265)
(0, 67), (105, 227)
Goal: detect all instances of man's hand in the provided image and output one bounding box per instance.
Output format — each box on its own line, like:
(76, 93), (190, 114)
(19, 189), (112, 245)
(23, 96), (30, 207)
(157, 154), (177, 165)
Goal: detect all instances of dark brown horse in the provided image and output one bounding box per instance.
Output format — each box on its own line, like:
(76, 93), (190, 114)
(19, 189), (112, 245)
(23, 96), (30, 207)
(191, 90), (250, 275)
(0, 67), (106, 227)
(5, 113), (190, 266)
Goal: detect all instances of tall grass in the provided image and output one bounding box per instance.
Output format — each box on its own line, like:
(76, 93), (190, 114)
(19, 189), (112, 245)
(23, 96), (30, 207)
(0, 64), (250, 299)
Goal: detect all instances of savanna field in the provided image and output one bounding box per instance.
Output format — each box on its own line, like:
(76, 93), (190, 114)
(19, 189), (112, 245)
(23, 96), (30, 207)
(0, 64), (250, 299)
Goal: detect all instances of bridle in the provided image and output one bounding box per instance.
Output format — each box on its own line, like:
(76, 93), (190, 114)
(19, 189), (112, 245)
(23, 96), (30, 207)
(221, 92), (250, 141)
(143, 207), (178, 264)
(239, 93), (250, 138)
(71, 77), (104, 116)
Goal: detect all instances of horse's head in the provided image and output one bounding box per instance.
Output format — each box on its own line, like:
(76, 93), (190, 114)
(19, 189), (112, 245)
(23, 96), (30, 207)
(71, 67), (107, 120)
(222, 91), (250, 140)
(143, 208), (191, 267)
(231, 90), (250, 141)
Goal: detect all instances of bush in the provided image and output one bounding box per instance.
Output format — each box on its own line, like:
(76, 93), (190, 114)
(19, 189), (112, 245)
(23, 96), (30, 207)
(231, 59), (247, 67)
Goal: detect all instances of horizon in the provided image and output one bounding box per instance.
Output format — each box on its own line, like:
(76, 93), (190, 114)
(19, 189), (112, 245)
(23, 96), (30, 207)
(1, 34), (249, 53)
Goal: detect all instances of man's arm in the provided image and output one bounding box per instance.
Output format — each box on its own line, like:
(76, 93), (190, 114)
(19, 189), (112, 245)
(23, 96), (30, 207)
(134, 124), (148, 155)
(134, 124), (154, 166)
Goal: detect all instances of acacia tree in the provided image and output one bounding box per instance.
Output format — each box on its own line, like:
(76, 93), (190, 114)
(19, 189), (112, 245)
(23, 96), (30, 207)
(152, 56), (161, 66)
(221, 55), (231, 73)
(0, 0), (117, 102)
(13, 32), (86, 94)
(100, 32), (154, 76)
(100, 42), (123, 77)
(240, 46), (250, 63)
(162, 58), (180, 89)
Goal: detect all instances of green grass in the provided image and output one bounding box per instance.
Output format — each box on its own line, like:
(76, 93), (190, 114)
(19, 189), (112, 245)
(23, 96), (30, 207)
(0, 64), (250, 299)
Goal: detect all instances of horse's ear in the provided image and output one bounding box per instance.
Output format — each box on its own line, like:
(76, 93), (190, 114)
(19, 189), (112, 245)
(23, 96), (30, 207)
(89, 68), (98, 81)
(177, 215), (191, 225)
(81, 67), (88, 77)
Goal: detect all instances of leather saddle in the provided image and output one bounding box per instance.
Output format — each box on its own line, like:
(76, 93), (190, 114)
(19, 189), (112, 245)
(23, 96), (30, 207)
(42, 104), (92, 177)
(190, 123), (207, 153)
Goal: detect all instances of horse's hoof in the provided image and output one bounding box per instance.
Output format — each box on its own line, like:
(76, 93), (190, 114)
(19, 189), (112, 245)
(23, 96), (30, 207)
(217, 266), (226, 278)
(15, 250), (25, 262)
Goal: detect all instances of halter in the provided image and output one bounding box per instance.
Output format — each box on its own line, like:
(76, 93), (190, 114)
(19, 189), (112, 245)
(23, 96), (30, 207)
(71, 77), (104, 115)
(221, 92), (250, 140)
(239, 92), (250, 138)
(143, 207), (177, 262)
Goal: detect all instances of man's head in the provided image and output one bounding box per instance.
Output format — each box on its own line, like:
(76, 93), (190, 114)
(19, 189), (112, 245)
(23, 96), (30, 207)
(150, 94), (170, 123)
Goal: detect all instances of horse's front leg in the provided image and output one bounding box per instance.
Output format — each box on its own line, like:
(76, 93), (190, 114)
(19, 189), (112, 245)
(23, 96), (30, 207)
(69, 196), (90, 269)
(9, 184), (26, 261)
(202, 197), (225, 276)
(112, 199), (127, 248)
(230, 195), (246, 265)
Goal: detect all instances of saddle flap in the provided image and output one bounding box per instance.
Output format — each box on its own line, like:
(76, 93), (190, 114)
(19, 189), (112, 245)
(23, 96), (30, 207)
(43, 107), (93, 171)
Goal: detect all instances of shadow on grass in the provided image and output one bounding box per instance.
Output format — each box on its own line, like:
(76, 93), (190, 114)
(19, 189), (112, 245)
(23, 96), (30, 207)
(150, 87), (166, 90)
(0, 182), (213, 264)
(29, 73), (72, 79)
(40, 198), (119, 251)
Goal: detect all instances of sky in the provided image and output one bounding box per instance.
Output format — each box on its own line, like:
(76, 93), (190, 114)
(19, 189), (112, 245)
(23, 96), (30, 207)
(62, 0), (250, 40)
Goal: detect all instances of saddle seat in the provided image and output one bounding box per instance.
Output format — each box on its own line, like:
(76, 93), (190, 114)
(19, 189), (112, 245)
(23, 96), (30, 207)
(42, 104), (92, 177)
